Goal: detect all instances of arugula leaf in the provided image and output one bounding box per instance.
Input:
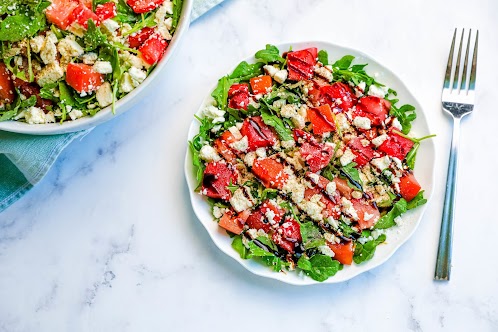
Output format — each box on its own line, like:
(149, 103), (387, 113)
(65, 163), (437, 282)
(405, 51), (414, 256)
(255, 44), (285, 64)
(339, 220), (357, 238)
(341, 162), (363, 190)
(405, 142), (419, 169)
(172, 0), (184, 31)
(189, 141), (205, 188)
(332, 55), (355, 70)
(115, 0), (139, 23)
(232, 235), (250, 259)
(123, 12), (156, 36)
(297, 255), (341, 282)
(211, 76), (230, 110)
(229, 61), (263, 81)
(247, 241), (285, 272)
(317, 50), (329, 65)
(390, 104), (417, 134)
(374, 198), (408, 229)
(260, 109), (293, 141)
(353, 234), (386, 264)
(0, 1), (49, 42)
(300, 222), (325, 249)
(407, 191), (427, 210)
(0, 109), (16, 121)
(83, 20), (108, 51)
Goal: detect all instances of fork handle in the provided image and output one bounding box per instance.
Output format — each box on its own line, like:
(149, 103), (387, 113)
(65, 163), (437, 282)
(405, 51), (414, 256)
(434, 116), (461, 280)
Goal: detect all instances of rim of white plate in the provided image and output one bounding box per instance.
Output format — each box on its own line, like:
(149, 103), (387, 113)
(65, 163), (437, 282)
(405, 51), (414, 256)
(184, 41), (436, 285)
(0, 0), (193, 135)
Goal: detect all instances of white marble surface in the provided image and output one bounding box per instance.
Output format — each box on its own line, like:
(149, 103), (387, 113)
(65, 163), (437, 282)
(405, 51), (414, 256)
(1, 0), (497, 331)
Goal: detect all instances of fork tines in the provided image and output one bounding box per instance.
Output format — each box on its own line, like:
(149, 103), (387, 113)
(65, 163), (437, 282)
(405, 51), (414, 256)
(444, 28), (479, 94)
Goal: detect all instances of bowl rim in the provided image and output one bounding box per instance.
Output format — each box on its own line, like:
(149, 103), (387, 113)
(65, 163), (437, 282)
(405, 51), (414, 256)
(184, 40), (436, 285)
(0, 0), (194, 136)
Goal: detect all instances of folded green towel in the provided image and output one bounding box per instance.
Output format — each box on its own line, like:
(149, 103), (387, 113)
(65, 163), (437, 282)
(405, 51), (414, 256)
(0, 0), (226, 213)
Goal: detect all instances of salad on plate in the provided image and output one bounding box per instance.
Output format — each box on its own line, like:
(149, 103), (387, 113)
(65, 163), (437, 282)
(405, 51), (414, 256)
(190, 44), (433, 282)
(0, 0), (183, 124)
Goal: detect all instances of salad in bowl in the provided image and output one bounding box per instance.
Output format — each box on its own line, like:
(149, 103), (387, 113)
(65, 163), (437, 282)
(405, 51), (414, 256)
(188, 44), (434, 282)
(0, 0), (186, 129)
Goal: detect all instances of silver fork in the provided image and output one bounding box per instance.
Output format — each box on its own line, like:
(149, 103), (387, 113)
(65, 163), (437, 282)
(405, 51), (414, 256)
(435, 28), (478, 281)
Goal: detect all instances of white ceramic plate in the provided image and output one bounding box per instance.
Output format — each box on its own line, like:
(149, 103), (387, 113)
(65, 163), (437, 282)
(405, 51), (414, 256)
(185, 41), (435, 285)
(0, 0), (193, 135)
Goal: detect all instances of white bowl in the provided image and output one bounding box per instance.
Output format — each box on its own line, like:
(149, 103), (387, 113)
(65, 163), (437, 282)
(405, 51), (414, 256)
(0, 0), (193, 135)
(185, 41), (436, 285)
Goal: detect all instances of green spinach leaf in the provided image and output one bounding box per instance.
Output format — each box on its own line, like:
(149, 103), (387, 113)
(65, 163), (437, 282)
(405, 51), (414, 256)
(255, 44), (285, 64)
(353, 234), (386, 264)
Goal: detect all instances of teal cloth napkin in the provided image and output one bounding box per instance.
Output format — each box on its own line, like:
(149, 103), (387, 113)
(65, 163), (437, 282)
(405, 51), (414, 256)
(0, 0), (225, 213)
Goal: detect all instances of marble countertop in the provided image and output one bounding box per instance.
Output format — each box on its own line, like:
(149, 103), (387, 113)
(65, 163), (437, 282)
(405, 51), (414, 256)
(1, 0), (497, 331)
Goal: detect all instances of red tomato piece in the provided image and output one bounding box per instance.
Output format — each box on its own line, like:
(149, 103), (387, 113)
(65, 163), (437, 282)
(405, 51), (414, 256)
(319, 82), (357, 111)
(304, 187), (341, 220)
(352, 199), (380, 229)
(354, 96), (391, 126)
(139, 32), (168, 65)
(260, 200), (285, 224)
(308, 104), (336, 135)
(201, 161), (238, 201)
(287, 48), (318, 81)
(377, 130), (414, 160)
(128, 27), (155, 49)
(45, 0), (80, 30)
(398, 173), (421, 201)
(219, 210), (250, 235)
(0, 63), (15, 103)
(68, 4), (100, 28)
(228, 83), (249, 110)
(252, 158), (288, 189)
(126, 0), (165, 13)
(246, 211), (270, 232)
(347, 137), (375, 167)
(272, 218), (302, 253)
(250, 75), (272, 95)
(65, 63), (104, 93)
(240, 116), (277, 151)
(213, 131), (237, 162)
(299, 141), (334, 172)
(334, 177), (352, 199)
(328, 241), (354, 265)
(95, 2), (117, 21)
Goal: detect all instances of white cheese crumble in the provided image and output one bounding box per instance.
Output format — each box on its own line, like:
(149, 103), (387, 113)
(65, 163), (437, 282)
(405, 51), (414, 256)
(263, 65), (279, 77)
(392, 117), (402, 130)
(36, 62), (64, 87)
(25, 107), (46, 124)
(340, 148), (356, 166)
(368, 84), (389, 98)
(212, 206), (227, 219)
(326, 181), (336, 196)
(57, 36), (84, 58)
(314, 66), (333, 82)
(281, 140), (296, 149)
(230, 136), (249, 152)
(273, 70), (288, 84)
(280, 104), (307, 129)
(341, 197), (359, 220)
(371, 156), (391, 171)
(203, 105), (225, 123)
(68, 109), (83, 121)
(244, 152), (257, 167)
(318, 245), (335, 257)
(371, 134), (388, 147)
(353, 116), (372, 130)
(93, 61), (113, 74)
(336, 113), (351, 131)
(228, 126), (243, 140)
(255, 147), (267, 158)
(96, 82), (113, 108)
(199, 145), (221, 162)
(282, 177), (305, 204)
(229, 188), (253, 212)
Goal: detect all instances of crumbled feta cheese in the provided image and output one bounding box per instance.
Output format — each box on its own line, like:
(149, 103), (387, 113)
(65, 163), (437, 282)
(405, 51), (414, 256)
(371, 229), (384, 239)
(81, 52), (98, 65)
(57, 36), (84, 58)
(212, 206), (227, 219)
(371, 156), (391, 171)
(353, 116), (371, 130)
(281, 140), (295, 149)
(280, 104), (307, 129)
(392, 117), (402, 130)
(119, 72), (134, 93)
(228, 126), (242, 140)
(324, 232), (339, 244)
(340, 148), (356, 166)
(341, 197), (358, 220)
(244, 152), (257, 167)
(318, 245), (335, 257)
(282, 177), (305, 204)
(364, 212), (374, 221)
(352, 191), (362, 199)
(102, 19), (120, 34)
(199, 145), (221, 162)
(336, 113), (350, 131)
(274, 70), (288, 84)
(256, 147), (267, 158)
(273, 99), (286, 109)
(40, 37), (57, 65)
(230, 136), (249, 152)
(25, 107), (46, 124)
(93, 61), (113, 74)
(44, 111), (56, 123)
(36, 61), (64, 87)
(368, 84), (389, 98)
(128, 67), (147, 86)
(96, 82), (113, 108)
(327, 217), (339, 230)
(372, 134), (388, 147)
(68, 109), (84, 121)
(298, 199), (323, 221)
(229, 188), (253, 212)
(203, 105), (225, 122)
(355, 81), (366, 97)
(30, 35), (45, 53)
(308, 173), (320, 184)
(326, 181), (336, 195)
(314, 66), (333, 81)
(263, 65), (279, 77)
